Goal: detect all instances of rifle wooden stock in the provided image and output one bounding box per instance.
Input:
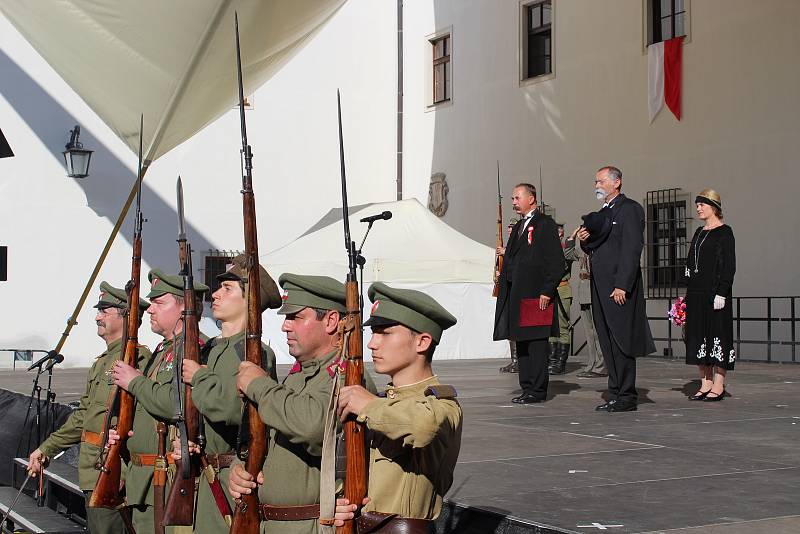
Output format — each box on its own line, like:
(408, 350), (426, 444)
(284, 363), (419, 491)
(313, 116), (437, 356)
(154, 422), (167, 534)
(493, 163), (504, 298)
(163, 239), (201, 526)
(230, 14), (267, 534)
(90, 119), (146, 509)
(337, 279), (367, 534)
(89, 234), (142, 509)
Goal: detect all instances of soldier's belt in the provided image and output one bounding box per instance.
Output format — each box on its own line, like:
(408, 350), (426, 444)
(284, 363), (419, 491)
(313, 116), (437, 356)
(258, 503), (320, 521)
(580, 273), (590, 280)
(356, 512), (431, 534)
(130, 453), (175, 467)
(81, 430), (104, 447)
(205, 453), (236, 470)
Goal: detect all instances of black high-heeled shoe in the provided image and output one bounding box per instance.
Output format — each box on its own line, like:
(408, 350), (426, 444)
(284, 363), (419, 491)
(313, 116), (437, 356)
(703, 391), (725, 402)
(688, 389), (711, 401)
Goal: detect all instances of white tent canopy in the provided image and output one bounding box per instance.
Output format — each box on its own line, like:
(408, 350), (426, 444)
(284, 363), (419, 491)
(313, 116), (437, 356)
(261, 199), (509, 362)
(0, 0), (345, 161)
(263, 198), (494, 283)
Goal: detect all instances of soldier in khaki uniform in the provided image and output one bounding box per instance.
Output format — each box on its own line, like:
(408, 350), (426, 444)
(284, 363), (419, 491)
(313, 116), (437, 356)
(110, 269), (208, 532)
(334, 282), (462, 533)
(173, 255), (281, 532)
(548, 221), (575, 375)
(28, 281), (150, 534)
(565, 229), (607, 378)
(228, 274), (350, 534)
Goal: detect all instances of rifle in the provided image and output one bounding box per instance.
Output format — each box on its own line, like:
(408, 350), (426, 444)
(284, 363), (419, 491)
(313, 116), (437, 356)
(336, 90), (367, 534)
(90, 115), (146, 509)
(153, 422), (168, 534)
(163, 176), (201, 525)
(492, 160), (503, 298)
(230, 12), (268, 534)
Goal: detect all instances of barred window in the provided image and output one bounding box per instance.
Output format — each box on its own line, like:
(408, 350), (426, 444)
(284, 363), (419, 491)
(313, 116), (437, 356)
(202, 250), (241, 302)
(644, 189), (691, 298)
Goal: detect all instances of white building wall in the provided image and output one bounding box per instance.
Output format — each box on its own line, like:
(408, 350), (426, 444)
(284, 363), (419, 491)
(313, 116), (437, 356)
(2, 0), (798, 367)
(0, 0), (397, 367)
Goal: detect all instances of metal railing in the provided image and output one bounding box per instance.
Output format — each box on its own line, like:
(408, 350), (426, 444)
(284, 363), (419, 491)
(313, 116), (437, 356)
(569, 296), (800, 363)
(648, 296), (800, 363)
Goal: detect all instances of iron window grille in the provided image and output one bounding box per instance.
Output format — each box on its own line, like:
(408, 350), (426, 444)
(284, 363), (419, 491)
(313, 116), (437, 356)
(202, 249), (241, 302)
(644, 188), (692, 298)
(649, 0), (687, 45)
(524, 1), (552, 79)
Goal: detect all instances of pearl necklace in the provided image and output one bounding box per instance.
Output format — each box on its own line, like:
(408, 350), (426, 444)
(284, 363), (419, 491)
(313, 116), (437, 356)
(693, 229), (711, 273)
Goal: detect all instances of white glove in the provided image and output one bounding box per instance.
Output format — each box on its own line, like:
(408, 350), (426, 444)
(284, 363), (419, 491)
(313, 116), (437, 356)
(713, 295), (725, 310)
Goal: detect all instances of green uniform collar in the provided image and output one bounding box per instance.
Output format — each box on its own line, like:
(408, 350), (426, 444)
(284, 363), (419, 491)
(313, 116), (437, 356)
(382, 375), (439, 400)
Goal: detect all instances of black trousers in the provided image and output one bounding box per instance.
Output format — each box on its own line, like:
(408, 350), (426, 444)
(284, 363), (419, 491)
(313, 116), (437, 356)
(516, 339), (549, 399)
(594, 310), (638, 403)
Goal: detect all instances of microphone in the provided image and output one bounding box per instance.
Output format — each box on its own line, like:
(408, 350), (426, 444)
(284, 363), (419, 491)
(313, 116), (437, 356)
(42, 353), (65, 373)
(359, 211), (392, 224)
(27, 350), (61, 372)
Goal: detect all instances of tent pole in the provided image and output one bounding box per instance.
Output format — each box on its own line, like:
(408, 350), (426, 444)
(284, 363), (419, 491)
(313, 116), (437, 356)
(51, 165), (149, 355)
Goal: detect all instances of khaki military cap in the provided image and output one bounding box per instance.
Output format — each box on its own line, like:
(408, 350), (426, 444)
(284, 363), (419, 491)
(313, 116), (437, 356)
(277, 273), (347, 315)
(216, 254), (282, 312)
(146, 268), (209, 300)
(364, 282), (456, 344)
(94, 281), (150, 312)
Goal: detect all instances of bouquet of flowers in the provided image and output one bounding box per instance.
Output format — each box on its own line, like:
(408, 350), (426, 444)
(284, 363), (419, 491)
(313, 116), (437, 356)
(668, 296), (686, 327)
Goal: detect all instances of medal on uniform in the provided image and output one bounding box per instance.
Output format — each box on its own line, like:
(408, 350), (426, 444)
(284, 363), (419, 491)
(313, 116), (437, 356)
(527, 225), (534, 245)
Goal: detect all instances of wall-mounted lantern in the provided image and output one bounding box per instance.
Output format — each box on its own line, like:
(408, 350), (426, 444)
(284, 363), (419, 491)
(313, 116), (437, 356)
(62, 125), (93, 178)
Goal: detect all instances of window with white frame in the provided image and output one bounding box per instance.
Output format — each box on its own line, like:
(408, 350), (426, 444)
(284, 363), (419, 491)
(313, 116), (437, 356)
(647, 0), (687, 45)
(431, 34), (451, 104)
(522, 0), (552, 80)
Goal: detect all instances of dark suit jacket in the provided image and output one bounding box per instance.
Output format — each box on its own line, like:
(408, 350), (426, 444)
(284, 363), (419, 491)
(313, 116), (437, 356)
(493, 210), (565, 342)
(587, 194), (655, 357)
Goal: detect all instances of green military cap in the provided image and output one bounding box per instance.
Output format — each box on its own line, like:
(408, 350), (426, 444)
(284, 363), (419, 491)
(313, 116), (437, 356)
(94, 281), (150, 312)
(364, 282), (456, 344)
(146, 268), (209, 300)
(507, 217), (519, 226)
(555, 220), (565, 227)
(217, 254), (282, 312)
(277, 273), (347, 315)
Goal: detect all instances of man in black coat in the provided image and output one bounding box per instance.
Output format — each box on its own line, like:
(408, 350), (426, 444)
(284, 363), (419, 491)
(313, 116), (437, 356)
(578, 166), (655, 412)
(494, 183), (565, 404)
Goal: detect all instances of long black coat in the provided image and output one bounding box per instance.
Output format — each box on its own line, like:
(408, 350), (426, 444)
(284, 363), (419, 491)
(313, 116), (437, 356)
(493, 210), (565, 342)
(587, 194), (655, 357)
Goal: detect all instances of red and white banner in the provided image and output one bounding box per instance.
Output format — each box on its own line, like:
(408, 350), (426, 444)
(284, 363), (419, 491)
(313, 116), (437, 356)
(648, 36), (684, 122)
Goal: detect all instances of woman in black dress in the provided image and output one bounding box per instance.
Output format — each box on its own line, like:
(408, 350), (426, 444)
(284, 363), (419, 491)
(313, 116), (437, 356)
(685, 189), (736, 401)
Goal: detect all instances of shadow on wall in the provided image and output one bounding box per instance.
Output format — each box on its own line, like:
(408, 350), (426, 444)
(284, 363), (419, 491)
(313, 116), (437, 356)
(0, 49), (218, 274)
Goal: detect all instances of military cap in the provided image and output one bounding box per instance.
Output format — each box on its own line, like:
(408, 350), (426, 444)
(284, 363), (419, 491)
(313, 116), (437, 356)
(146, 268), (209, 300)
(94, 281), (150, 313)
(217, 254), (282, 312)
(277, 273), (347, 315)
(364, 282), (456, 344)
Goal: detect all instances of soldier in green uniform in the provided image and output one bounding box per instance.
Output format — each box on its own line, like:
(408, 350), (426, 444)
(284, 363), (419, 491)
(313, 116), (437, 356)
(28, 281), (150, 534)
(333, 282), (462, 532)
(228, 273), (350, 534)
(549, 221), (575, 375)
(174, 255), (280, 532)
(110, 269), (208, 532)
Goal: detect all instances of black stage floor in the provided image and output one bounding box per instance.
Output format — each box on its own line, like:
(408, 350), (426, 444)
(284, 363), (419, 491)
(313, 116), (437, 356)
(2, 357), (799, 533)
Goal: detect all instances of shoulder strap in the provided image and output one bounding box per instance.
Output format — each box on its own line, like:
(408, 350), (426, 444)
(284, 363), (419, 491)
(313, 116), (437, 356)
(424, 384), (458, 399)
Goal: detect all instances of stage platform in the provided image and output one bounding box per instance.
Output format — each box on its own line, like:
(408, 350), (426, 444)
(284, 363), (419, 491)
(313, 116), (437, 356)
(2, 357), (799, 533)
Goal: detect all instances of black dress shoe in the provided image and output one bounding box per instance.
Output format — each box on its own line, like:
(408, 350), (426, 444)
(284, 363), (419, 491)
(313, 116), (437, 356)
(512, 393), (545, 404)
(688, 389), (711, 401)
(610, 400), (638, 412)
(595, 400), (617, 412)
(703, 391), (725, 402)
